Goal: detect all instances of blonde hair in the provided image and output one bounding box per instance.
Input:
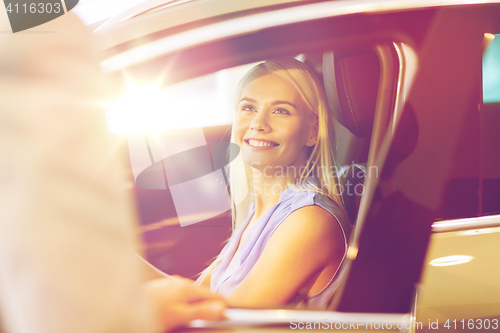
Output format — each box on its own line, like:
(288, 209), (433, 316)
(230, 57), (344, 229)
(197, 57), (344, 284)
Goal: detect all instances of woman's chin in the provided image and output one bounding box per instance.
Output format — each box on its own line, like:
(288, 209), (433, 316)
(244, 161), (293, 178)
(244, 159), (271, 170)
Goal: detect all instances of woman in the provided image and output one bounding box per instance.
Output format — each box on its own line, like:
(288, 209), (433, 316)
(196, 58), (351, 309)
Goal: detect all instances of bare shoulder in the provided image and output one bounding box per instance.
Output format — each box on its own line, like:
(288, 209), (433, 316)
(226, 205), (345, 306)
(271, 205), (345, 257)
(284, 205), (342, 235)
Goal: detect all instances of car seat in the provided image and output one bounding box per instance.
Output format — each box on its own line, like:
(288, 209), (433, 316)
(322, 48), (380, 225)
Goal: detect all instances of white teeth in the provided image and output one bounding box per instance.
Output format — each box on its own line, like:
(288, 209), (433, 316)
(248, 140), (275, 147)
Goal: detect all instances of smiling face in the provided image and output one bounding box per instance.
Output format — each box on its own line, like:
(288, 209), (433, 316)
(234, 73), (318, 173)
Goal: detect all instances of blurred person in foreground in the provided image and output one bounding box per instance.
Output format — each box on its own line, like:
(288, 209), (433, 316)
(0, 10), (225, 333)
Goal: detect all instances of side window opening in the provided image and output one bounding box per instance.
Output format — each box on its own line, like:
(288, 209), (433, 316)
(481, 33), (500, 216)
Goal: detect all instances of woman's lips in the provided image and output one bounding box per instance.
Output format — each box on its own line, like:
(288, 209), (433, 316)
(244, 139), (279, 150)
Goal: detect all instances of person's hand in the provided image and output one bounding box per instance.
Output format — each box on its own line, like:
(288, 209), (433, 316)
(144, 277), (226, 332)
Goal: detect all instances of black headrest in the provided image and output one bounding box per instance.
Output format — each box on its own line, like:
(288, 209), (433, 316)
(323, 49), (380, 138)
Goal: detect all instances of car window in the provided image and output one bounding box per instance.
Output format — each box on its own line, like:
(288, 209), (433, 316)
(434, 33), (500, 220)
(106, 63), (257, 134)
(108, 65), (256, 277)
(483, 34), (500, 104)
(109, 51), (377, 277)
(481, 33), (500, 217)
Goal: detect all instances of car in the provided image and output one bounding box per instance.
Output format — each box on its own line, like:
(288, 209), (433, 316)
(93, 0), (500, 330)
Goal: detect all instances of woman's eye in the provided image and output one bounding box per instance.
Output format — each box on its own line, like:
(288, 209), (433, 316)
(274, 108), (290, 115)
(241, 105), (254, 112)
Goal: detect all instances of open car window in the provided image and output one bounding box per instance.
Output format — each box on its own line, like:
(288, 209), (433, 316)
(106, 63), (257, 134)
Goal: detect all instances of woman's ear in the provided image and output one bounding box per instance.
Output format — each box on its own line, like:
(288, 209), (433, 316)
(305, 119), (319, 147)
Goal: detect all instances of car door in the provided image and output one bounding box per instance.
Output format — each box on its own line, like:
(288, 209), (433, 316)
(96, 0), (500, 324)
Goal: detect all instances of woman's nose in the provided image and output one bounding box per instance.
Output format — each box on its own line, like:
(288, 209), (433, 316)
(250, 112), (271, 133)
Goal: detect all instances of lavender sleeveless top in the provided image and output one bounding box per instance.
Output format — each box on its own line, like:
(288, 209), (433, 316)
(210, 179), (351, 309)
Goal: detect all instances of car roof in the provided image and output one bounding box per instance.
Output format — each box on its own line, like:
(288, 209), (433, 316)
(96, 0), (500, 74)
(93, 0), (311, 49)
(94, 0), (500, 52)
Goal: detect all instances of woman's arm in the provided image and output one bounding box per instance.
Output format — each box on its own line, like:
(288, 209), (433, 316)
(225, 205), (345, 307)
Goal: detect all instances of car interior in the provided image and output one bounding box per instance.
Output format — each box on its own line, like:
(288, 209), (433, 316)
(121, 37), (423, 311)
